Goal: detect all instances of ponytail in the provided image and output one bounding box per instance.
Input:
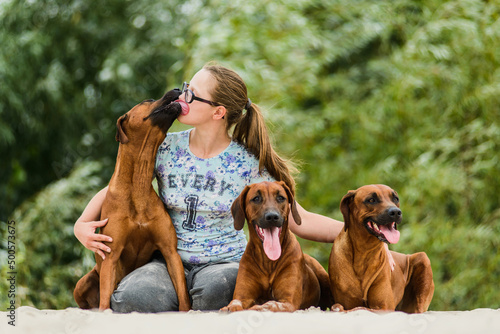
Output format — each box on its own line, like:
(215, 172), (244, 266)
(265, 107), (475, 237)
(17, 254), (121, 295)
(203, 63), (297, 194)
(233, 103), (297, 195)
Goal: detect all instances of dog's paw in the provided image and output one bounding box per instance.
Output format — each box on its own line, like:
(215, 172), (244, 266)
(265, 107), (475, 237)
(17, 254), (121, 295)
(331, 303), (345, 312)
(250, 301), (295, 312)
(220, 299), (244, 312)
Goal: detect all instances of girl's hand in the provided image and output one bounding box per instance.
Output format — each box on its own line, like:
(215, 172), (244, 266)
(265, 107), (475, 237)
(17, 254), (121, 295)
(74, 218), (113, 260)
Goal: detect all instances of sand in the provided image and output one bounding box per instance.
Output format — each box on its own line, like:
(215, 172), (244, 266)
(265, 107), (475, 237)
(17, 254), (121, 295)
(1, 306), (499, 334)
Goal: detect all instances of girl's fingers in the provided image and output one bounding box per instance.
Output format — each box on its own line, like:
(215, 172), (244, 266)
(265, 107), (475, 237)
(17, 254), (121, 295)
(93, 233), (113, 243)
(95, 249), (106, 260)
(92, 218), (109, 228)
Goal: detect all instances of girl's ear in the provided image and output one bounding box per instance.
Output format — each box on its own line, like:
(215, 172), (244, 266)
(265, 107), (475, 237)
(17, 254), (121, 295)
(213, 105), (227, 120)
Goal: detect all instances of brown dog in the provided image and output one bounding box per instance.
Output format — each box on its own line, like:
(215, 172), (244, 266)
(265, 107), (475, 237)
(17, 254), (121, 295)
(329, 184), (434, 313)
(221, 181), (331, 312)
(73, 89), (190, 311)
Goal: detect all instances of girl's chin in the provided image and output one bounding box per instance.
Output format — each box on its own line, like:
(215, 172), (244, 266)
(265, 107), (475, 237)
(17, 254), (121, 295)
(176, 114), (192, 125)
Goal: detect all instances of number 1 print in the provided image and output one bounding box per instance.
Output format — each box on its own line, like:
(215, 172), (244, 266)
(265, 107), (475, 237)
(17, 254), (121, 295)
(182, 194), (199, 231)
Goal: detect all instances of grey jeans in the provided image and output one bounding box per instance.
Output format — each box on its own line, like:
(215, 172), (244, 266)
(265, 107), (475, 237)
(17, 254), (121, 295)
(110, 253), (239, 313)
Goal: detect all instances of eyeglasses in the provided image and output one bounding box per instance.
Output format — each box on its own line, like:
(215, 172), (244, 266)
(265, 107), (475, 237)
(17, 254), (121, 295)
(181, 82), (220, 107)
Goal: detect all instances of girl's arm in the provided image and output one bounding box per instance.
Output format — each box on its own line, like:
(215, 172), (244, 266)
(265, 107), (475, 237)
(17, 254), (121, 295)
(288, 202), (343, 243)
(74, 186), (113, 260)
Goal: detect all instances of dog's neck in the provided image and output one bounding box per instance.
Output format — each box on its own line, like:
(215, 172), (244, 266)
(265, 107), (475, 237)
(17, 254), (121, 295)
(343, 226), (388, 277)
(109, 131), (164, 199)
(349, 229), (385, 253)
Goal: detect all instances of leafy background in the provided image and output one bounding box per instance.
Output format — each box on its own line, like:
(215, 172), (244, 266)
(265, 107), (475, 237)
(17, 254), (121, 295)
(1, 0), (499, 311)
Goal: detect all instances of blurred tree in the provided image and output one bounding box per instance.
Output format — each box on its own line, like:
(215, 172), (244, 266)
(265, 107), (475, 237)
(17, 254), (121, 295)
(0, 0), (186, 218)
(0, 161), (105, 309)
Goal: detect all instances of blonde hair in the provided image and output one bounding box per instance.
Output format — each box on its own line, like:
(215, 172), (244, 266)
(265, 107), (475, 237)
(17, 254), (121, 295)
(203, 62), (297, 194)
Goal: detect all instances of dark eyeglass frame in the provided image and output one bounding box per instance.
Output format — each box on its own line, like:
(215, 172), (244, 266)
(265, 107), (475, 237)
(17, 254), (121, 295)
(181, 82), (220, 107)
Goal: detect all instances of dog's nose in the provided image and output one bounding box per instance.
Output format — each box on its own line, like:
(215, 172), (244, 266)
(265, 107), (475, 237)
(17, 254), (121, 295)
(387, 207), (402, 219)
(264, 212), (281, 222)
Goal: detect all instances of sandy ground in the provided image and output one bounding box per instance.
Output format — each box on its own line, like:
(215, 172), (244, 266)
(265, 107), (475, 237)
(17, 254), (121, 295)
(1, 306), (499, 334)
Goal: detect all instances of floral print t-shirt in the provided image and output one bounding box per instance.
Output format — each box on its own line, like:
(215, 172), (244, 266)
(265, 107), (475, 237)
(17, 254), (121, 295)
(155, 129), (274, 265)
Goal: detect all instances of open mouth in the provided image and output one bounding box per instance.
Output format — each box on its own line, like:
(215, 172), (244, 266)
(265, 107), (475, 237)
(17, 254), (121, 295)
(364, 219), (400, 244)
(255, 224), (282, 261)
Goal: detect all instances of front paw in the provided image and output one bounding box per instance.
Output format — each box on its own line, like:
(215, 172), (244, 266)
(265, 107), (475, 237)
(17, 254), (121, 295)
(331, 303), (345, 312)
(220, 299), (244, 312)
(250, 301), (295, 312)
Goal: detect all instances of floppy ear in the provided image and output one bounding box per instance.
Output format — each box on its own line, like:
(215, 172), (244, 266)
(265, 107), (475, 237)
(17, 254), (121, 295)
(115, 114), (129, 144)
(231, 186), (250, 230)
(340, 190), (356, 232)
(278, 181), (302, 225)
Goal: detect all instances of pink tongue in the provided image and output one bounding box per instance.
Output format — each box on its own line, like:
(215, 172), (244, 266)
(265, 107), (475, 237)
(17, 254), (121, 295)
(175, 100), (190, 115)
(379, 223), (400, 244)
(262, 227), (281, 261)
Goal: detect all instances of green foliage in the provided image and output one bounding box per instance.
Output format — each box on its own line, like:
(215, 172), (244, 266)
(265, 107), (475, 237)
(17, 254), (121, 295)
(0, 161), (106, 309)
(0, 0), (185, 217)
(2, 0), (499, 310)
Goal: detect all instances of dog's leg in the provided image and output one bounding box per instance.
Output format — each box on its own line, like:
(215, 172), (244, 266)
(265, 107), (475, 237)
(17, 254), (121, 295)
(255, 267), (303, 312)
(74, 266), (100, 309)
(162, 248), (190, 311)
(365, 270), (397, 311)
(304, 254), (333, 310)
(221, 265), (264, 312)
(399, 252), (434, 313)
(244, 269), (309, 312)
(98, 247), (124, 310)
(154, 224), (190, 311)
(222, 289), (261, 312)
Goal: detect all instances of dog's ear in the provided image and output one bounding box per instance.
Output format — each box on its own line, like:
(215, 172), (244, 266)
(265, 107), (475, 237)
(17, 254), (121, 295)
(231, 186), (250, 230)
(115, 114), (129, 144)
(278, 181), (302, 225)
(340, 190), (356, 232)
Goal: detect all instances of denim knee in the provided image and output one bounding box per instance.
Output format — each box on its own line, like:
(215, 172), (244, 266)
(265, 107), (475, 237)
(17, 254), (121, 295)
(111, 258), (180, 313)
(190, 262), (239, 311)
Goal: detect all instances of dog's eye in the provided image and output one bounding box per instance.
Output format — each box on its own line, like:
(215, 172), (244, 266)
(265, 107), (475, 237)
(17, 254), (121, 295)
(251, 195), (262, 203)
(393, 196), (399, 204)
(276, 195), (286, 202)
(365, 197), (378, 204)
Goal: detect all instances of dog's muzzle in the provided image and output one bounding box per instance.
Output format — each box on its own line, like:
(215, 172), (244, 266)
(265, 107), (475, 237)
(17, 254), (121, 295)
(364, 207), (402, 244)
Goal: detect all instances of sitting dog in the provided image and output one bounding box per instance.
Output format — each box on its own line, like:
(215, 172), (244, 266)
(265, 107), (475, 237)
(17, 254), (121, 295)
(329, 184), (434, 313)
(221, 181), (332, 312)
(74, 89), (190, 311)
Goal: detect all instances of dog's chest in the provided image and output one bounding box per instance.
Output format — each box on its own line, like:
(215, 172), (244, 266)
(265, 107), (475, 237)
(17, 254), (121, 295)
(134, 220), (149, 228)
